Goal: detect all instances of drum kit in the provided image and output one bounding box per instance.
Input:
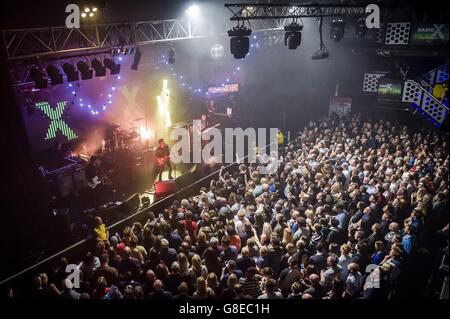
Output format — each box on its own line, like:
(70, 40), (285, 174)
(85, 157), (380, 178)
(103, 117), (148, 153)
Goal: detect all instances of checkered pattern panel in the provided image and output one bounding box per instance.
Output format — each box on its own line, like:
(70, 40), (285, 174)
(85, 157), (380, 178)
(363, 73), (385, 92)
(421, 94), (449, 124)
(385, 22), (411, 45)
(436, 66), (449, 84)
(402, 80), (423, 104)
(375, 23), (385, 43)
(422, 70), (436, 85)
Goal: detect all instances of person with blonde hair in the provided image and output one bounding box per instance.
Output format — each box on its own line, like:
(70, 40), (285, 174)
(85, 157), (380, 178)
(193, 276), (215, 299)
(177, 253), (189, 275)
(220, 273), (238, 299)
(282, 227), (294, 246)
(260, 222), (273, 246)
(207, 272), (219, 296)
(188, 254), (208, 279)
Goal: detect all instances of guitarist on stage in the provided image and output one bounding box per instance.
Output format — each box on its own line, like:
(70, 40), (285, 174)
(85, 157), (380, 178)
(155, 138), (173, 181)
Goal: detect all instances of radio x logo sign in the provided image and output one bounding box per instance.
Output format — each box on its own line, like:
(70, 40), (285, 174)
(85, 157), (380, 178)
(432, 24), (446, 39)
(36, 101), (78, 141)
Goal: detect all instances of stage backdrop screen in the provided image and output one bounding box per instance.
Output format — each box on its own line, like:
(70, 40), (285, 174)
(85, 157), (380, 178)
(410, 23), (449, 46)
(377, 79), (403, 103)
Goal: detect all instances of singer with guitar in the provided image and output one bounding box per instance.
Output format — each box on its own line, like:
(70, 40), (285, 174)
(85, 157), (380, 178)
(155, 138), (173, 181)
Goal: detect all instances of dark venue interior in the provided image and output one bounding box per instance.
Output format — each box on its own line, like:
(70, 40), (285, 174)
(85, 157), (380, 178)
(0, 0), (448, 303)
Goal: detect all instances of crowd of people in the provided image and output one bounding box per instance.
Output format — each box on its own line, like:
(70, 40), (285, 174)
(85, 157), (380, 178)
(11, 114), (450, 299)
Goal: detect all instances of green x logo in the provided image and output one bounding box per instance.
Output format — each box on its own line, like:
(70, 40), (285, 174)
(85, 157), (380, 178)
(36, 101), (78, 141)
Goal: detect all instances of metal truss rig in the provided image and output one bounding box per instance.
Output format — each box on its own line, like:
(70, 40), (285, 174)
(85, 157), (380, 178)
(225, 3), (367, 21)
(3, 17), (287, 61)
(3, 19), (211, 61)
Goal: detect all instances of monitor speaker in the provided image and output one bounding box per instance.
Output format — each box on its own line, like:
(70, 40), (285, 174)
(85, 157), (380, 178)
(154, 180), (177, 200)
(118, 193), (141, 216)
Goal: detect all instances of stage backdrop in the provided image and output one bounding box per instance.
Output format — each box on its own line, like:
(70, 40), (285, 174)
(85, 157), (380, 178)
(16, 56), (192, 154)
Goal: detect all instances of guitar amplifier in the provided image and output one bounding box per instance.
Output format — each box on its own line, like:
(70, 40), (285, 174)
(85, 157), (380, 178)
(154, 180), (177, 201)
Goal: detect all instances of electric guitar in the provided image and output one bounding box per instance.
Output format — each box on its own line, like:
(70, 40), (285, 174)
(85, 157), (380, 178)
(87, 176), (102, 189)
(156, 155), (170, 167)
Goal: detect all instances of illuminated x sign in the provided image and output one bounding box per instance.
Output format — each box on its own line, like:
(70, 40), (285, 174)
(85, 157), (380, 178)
(36, 101), (78, 141)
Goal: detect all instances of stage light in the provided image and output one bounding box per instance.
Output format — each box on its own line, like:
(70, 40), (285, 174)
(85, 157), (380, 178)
(92, 7), (98, 12)
(185, 4), (200, 19)
(330, 18), (345, 41)
(168, 48), (176, 64)
(157, 80), (171, 128)
(284, 22), (303, 50)
(62, 63), (79, 82)
(81, 12), (87, 18)
(131, 48), (142, 71)
(210, 44), (224, 59)
(311, 17), (330, 60)
(46, 65), (63, 85)
(228, 25), (252, 59)
(77, 61), (93, 80)
(311, 49), (330, 60)
(84, 8), (90, 13)
(89, 12), (94, 17)
(30, 67), (47, 89)
(91, 58), (106, 77)
(104, 58), (121, 75)
(355, 18), (367, 38)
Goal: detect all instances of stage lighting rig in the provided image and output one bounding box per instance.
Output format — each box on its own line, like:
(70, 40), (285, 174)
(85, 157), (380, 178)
(168, 48), (176, 64)
(46, 65), (63, 85)
(311, 17), (329, 60)
(91, 58), (106, 77)
(228, 25), (252, 59)
(330, 18), (345, 41)
(284, 22), (303, 50)
(131, 48), (142, 71)
(311, 49), (330, 60)
(77, 61), (93, 80)
(185, 4), (200, 19)
(81, 2), (100, 19)
(30, 67), (47, 89)
(62, 63), (80, 82)
(104, 58), (121, 75)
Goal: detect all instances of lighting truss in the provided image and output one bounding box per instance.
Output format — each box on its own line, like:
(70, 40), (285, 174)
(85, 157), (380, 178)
(2, 19), (212, 61)
(3, 17), (289, 61)
(224, 3), (367, 20)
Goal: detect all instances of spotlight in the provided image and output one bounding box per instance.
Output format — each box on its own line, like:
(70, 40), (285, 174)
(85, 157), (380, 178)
(104, 58), (121, 74)
(81, 12), (87, 18)
(89, 12), (94, 17)
(84, 8), (90, 13)
(228, 25), (252, 59)
(62, 63), (79, 82)
(131, 48), (142, 71)
(355, 18), (367, 38)
(77, 61), (93, 80)
(30, 67), (47, 89)
(92, 7), (98, 12)
(330, 18), (345, 41)
(311, 49), (330, 60)
(185, 4), (200, 19)
(168, 48), (176, 64)
(91, 58), (106, 77)
(311, 17), (329, 60)
(284, 22), (303, 50)
(46, 65), (63, 85)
